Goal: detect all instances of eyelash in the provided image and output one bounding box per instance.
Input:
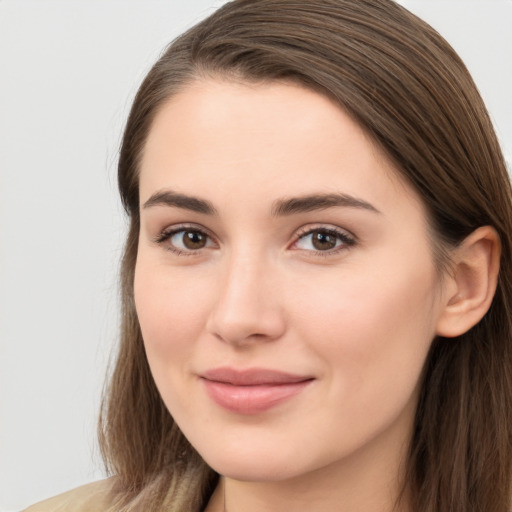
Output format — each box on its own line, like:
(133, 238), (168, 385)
(293, 225), (356, 257)
(153, 224), (214, 257)
(153, 223), (356, 257)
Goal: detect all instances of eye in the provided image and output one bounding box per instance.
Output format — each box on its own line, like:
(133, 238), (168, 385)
(154, 225), (216, 255)
(293, 227), (355, 254)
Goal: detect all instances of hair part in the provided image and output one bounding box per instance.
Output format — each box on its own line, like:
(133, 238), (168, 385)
(99, 1), (512, 511)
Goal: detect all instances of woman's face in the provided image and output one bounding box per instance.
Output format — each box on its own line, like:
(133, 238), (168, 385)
(135, 79), (448, 482)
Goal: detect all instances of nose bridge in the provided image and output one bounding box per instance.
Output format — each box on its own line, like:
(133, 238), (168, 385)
(206, 246), (285, 345)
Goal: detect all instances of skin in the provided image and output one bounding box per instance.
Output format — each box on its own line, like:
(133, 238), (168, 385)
(134, 79), (454, 512)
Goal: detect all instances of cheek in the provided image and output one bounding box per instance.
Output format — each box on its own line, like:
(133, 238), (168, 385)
(290, 252), (439, 402)
(133, 258), (220, 426)
(134, 261), (210, 364)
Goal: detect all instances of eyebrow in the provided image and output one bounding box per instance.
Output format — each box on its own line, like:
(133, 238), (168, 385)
(271, 193), (380, 216)
(142, 190), (218, 215)
(142, 189), (380, 216)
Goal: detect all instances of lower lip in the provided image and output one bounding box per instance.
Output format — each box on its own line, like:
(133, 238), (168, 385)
(201, 379), (313, 414)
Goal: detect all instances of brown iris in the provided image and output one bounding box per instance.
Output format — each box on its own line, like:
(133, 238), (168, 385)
(182, 230), (208, 250)
(311, 230), (338, 251)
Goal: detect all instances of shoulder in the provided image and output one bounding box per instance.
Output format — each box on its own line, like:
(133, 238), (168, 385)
(23, 478), (116, 512)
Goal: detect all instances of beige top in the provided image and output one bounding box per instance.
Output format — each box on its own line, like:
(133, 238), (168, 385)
(23, 478), (115, 512)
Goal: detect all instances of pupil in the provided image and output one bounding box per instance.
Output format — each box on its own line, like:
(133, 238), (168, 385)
(313, 231), (336, 250)
(184, 231), (206, 249)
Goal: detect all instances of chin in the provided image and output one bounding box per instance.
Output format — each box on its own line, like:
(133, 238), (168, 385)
(197, 441), (316, 483)
(208, 459), (303, 483)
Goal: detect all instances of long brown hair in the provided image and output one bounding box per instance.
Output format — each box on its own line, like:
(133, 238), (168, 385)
(99, 1), (512, 510)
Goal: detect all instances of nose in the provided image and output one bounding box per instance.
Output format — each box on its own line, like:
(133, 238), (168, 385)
(206, 252), (286, 347)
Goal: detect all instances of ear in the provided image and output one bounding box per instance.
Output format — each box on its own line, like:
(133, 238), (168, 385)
(436, 226), (501, 338)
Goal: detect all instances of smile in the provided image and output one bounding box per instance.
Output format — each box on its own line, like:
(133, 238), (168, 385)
(200, 367), (315, 415)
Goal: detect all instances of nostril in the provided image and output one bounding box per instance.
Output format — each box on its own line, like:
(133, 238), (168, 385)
(206, 302), (286, 346)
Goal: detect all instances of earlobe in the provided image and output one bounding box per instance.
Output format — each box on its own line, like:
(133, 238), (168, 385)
(436, 226), (501, 338)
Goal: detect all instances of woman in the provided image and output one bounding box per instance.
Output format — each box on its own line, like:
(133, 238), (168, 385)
(25, 0), (512, 511)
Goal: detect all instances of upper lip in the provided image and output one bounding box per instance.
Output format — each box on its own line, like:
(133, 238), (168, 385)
(200, 367), (314, 386)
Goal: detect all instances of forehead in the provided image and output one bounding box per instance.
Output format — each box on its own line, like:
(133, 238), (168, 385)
(139, 79), (423, 218)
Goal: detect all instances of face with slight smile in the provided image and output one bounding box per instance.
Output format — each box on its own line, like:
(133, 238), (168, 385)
(134, 79), (448, 483)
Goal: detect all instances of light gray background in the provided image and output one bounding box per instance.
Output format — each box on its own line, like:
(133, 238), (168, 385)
(1, 1), (510, 511)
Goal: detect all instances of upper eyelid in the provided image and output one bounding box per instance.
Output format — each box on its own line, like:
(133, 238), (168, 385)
(159, 223), (214, 238)
(151, 223), (215, 249)
(293, 224), (356, 241)
(295, 223), (352, 234)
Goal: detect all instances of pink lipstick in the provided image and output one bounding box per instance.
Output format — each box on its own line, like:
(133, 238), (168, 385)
(200, 367), (314, 414)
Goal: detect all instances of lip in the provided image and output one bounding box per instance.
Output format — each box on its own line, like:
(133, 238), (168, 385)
(200, 367), (314, 414)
